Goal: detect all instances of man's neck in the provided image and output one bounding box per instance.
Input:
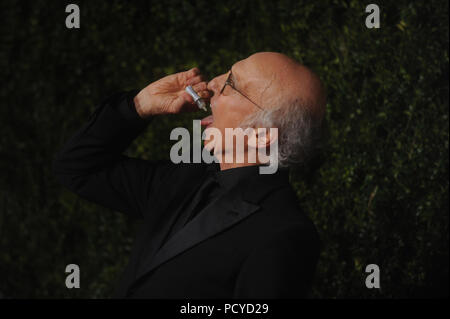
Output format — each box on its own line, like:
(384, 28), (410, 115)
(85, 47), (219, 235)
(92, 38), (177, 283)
(219, 161), (261, 171)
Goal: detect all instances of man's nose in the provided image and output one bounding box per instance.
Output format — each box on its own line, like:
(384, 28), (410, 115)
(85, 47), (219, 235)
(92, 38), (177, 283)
(207, 77), (219, 93)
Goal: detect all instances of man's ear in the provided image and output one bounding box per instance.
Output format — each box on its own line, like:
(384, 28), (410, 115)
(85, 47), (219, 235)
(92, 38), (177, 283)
(247, 127), (278, 150)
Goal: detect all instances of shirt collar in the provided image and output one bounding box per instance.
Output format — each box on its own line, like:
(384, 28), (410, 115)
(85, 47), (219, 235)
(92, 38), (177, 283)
(206, 163), (288, 192)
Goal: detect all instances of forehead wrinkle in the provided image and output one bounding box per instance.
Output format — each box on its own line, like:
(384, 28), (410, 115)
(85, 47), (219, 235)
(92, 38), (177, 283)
(259, 74), (276, 105)
(230, 65), (241, 91)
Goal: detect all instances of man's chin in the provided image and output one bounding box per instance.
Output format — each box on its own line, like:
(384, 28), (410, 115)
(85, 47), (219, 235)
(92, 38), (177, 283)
(203, 137), (215, 151)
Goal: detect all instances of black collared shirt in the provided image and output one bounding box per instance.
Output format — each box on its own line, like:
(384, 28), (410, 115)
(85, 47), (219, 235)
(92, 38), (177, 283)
(192, 164), (268, 221)
(168, 164), (267, 238)
(213, 163), (275, 191)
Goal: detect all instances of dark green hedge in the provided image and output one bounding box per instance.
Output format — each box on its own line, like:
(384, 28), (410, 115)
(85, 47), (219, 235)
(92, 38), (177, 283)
(0, 0), (448, 298)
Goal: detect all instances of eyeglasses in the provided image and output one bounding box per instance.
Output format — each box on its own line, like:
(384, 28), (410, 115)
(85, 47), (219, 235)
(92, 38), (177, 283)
(219, 69), (264, 110)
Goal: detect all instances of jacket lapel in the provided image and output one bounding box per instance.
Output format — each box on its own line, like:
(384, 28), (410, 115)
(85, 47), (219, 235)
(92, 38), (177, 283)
(133, 165), (209, 277)
(134, 189), (260, 281)
(131, 166), (291, 291)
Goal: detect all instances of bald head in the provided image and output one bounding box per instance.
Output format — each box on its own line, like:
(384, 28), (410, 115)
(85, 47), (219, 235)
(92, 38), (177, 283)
(233, 52), (326, 120)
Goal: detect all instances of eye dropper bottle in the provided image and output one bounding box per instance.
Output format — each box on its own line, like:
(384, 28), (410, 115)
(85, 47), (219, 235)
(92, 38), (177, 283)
(185, 85), (208, 111)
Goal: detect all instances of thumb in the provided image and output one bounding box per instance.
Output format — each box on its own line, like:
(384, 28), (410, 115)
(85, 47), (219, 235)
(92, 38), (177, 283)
(172, 92), (198, 113)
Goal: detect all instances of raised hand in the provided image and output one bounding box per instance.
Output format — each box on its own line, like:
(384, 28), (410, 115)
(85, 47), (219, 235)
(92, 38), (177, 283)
(133, 67), (211, 118)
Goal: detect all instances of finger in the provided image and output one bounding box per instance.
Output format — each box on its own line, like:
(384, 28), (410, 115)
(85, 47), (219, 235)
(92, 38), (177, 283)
(186, 75), (206, 86)
(191, 81), (208, 92)
(185, 67), (200, 79)
(179, 91), (210, 112)
(177, 67), (201, 87)
(171, 93), (196, 113)
(197, 90), (213, 100)
(178, 93), (200, 112)
(180, 91), (194, 104)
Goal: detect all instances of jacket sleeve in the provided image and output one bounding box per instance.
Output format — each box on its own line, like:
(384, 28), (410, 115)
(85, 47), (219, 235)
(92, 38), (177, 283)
(52, 90), (175, 219)
(233, 223), (321, 298)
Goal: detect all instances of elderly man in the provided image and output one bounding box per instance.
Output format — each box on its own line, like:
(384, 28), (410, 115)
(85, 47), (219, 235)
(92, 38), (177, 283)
(53, 52), (326, 298)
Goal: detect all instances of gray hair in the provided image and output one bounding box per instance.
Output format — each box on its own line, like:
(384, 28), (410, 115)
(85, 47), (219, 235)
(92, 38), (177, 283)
(240, 97), (324, 168)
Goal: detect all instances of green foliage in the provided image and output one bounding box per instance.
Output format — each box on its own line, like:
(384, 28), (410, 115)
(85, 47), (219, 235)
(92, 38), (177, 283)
(0, 0), (448, 298)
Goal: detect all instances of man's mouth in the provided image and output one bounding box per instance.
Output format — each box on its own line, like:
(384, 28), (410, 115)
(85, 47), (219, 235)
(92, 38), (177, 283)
(200, 99), (215, 128)
(200, 114), (214, 128)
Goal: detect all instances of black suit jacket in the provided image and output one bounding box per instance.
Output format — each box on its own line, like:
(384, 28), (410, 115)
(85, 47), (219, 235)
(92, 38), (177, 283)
(52, 90), (321, 298)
